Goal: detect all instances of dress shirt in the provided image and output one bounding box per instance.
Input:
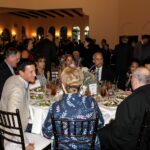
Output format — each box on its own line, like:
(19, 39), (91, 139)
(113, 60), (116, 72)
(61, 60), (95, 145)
(96, 66), (102, 81)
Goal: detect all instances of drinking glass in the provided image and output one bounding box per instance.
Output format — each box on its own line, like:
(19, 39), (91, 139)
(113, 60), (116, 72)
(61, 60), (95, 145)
(100, 85), (107, 97)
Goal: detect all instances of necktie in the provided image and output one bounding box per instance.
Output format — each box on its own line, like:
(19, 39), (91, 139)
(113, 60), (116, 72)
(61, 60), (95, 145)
(96, 68), (99, 81)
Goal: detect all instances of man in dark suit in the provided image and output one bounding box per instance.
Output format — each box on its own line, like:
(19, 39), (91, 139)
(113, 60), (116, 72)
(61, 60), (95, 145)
(134, 35), (150, 64)
(98, 67), (150, 150)
(115, 36), (133, 90)
(90, 52), (113, 82)
(0, 47), (20, 99)
(34, 33), (57, 78)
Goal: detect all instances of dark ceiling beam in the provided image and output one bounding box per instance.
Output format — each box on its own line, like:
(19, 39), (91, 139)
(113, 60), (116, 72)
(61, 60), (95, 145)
(9, 12), (30, 19)
(49, 10), (64, 17)
(71, 9), (83, 17)
(60, 10), (74, 17)
(28, 11), (47, 18)
(18, 11), (38, 18)
(38, 10), (56, 18)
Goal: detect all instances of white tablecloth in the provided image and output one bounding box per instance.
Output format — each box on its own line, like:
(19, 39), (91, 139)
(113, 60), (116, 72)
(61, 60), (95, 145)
(29, 102), (117, 134)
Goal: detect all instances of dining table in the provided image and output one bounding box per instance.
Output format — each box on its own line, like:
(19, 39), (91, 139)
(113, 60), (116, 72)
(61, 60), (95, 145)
(29, 87), (127, 135)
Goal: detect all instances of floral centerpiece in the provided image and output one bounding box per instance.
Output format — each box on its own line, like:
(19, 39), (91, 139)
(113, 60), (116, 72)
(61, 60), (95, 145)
(80, 67), (100, 96)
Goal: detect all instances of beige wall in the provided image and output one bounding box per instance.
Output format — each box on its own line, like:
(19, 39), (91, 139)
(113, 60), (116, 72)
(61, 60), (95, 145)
(0, 0), (150, 48)
(118, 0), (150, 39)
(0, 0), (119, 48)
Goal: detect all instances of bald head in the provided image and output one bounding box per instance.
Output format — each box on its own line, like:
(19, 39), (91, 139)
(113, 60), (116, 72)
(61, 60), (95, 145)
(93, 52), (104, 67)
(131, 67), (150, 90)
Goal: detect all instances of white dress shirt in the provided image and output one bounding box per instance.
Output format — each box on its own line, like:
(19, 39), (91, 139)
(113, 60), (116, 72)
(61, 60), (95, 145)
(96, 66), (103, 81)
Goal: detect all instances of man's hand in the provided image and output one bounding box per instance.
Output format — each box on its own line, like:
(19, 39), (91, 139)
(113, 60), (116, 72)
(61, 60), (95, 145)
(26, 143), (34, 150)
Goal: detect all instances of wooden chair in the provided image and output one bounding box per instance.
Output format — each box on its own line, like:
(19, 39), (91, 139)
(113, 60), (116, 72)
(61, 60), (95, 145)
(51, 114), (99, 150)
(0, 109), (52, 150)
(136, 108), (150, 150)
(0, 109), (25, 150)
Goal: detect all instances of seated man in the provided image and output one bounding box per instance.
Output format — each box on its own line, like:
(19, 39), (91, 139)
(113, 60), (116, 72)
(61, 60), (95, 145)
(0, 47), (20, 98)
(42, 67), (104, 149)
(0, 59), (36, 150)
(72, 50), (83, 67)
(90, 52), (114, 82)
(98, 67), (150, 150)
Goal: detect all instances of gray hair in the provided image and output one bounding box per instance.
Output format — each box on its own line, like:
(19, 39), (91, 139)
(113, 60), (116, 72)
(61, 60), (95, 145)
(4, 47), (19, 58)
(132, 67), (150, 85)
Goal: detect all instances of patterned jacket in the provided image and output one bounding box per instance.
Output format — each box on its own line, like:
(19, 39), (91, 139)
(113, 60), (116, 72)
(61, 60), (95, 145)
(42, 93), (104, 149)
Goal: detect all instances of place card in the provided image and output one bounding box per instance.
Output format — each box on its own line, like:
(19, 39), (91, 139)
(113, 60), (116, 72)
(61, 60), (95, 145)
(89, 83), (97, 95)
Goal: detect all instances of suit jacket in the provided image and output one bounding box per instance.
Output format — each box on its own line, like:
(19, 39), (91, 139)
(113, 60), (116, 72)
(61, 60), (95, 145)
(0, 75), (30, 138)
(34, 38), (57, 72)
(90, 65), (114, 82)
(134, 42), (150, 64)
(0, 61), (13, 98)
(99, 84), (150, 150)
(115, 43), (133, 72)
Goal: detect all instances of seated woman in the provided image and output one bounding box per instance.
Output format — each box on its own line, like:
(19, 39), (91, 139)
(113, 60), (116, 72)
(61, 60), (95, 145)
(58, 54), (75, 82)
(125, 58), (140, 91)
(36, 56), (50, 87)
(42, 67), (104, 149)
(62, 54), (75, 69)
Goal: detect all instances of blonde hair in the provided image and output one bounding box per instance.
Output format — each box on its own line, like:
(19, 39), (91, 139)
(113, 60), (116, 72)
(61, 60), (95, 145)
(61, 67), (84, 92)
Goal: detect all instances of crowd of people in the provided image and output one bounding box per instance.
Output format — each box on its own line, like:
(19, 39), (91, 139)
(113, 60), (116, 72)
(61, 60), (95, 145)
(0, 33), (150, 150)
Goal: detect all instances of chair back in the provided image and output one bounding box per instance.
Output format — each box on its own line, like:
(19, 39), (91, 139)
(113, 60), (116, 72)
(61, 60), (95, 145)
(136, 108), (150, 150)
(0, 109), (25, 150)
(51, 114), (99, 150)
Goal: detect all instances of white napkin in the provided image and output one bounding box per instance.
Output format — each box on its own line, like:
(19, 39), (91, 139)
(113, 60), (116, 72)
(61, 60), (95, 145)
(99, 103), (117, 125)
(31, 106), (48, 134)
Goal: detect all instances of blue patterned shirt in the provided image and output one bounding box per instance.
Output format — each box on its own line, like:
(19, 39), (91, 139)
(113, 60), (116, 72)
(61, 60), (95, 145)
(42, 93), (104, 149)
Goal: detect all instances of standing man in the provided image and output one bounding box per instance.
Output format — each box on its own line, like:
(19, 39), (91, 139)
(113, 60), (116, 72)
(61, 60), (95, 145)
(0, 47), (20, 98)
(115, 36), (133, 90)
(0, 59), (36, 150)
(34, 33), (57, 78)
(98, 67), (150, 150)
(134, 35), (150, 64)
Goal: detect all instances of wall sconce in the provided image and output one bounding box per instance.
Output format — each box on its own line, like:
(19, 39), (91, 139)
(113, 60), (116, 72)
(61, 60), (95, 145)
(67, 31), (72, 37)
(32, 32), (36, 38)
(12, 30), (16, 37)
(55, 31), (60, 37)
(0, 28), (3, 35)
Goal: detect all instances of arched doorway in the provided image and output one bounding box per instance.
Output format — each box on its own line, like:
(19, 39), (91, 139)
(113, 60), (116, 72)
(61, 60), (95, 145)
(21, 26), (26, 40)
(60, 26), (67, 40)
(37, 26), (44, 40)
(48, 26), (55, 38)
(72, 26), (80, 42)
(84, 26), (89, 39)
(1, 28), (11, 47)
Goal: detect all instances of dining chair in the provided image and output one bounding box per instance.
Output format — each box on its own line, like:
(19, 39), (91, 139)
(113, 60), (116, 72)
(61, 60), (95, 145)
(51, 114), (99, 150)
(0, 109), (26, 150)
(136, 108), (150, 150)
(0, 109), (52, 150)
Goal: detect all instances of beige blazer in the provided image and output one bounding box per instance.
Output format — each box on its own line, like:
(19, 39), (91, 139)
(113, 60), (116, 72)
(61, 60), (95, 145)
(0, 75), (30, 133)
